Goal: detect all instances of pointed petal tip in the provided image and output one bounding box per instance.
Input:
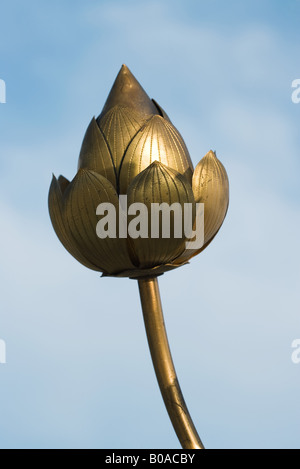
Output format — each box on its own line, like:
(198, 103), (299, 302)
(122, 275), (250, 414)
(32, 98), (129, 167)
(58, 174), (69, 181)
(98, 64), (158, 119)
(118, 64), (135, 78)
(49, 174), (59, 196)
(207, 149), (217, 158)
(199, 150), (221, 165)
(146, 160), (174, 174)
(149, 160), (164, 168)
(57, 174), (71, 194)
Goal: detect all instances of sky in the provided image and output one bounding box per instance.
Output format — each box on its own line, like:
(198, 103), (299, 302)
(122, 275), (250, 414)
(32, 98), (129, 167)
(0, 0), (300, 449)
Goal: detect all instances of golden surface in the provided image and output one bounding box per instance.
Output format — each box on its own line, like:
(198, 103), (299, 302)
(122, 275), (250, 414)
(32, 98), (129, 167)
(99, 105), (148, 176)
(138, 277), (204, 449)
(78, 117), (117, 189)
(175, 150), (229, 263)
(119, 115), (193, 194)
(193, 150), (229, 244)
(127, 161), (195, 268)
(49, 65), (229, 276)
(97, 63), (158, 119)
(49, 170), (134, 273)
(48, 64), (230, 449)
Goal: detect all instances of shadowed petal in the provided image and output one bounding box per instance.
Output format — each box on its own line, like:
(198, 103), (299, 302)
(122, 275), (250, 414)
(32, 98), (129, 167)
(119, 115), (194, 194)
(173, 150), (229, 263)
(78, 117), (117, 189)
(48, 175), (102, 271)
(127, 161), (195, 269)
(102, 262), (187, 278)
(63, 170), (135, 275)
(152, 99), (172, 122)
(57, 175), (70, 194)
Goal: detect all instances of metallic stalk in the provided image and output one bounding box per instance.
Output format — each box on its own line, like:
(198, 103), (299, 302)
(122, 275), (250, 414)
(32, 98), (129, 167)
(138, 276), (204, 450)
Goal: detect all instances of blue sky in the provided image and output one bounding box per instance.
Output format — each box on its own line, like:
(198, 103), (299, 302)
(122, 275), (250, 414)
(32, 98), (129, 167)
(0, 0), (300, 449)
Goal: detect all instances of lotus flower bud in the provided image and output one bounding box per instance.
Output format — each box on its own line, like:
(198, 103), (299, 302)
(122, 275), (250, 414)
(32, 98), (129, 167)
(48, 65), (229, 278)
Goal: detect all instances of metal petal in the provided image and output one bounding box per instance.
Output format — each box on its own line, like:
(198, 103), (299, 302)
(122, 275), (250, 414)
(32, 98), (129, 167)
(97, 64), (158, 120)
(193, 150), (229, 242)
(62, 169), (135, 274)
(174, 150), (229, 263)
(127, 161), (195, 269)
(48, 175), (101, 271)
(171, 235), (217, 265)
(77, 117), (117, 189)
(119, 115), (194, 194)
(152, 99), (172, 123)
(98, 105), (149, 177)
(57, 175), (70, 194)
(102, 262), (187, 279)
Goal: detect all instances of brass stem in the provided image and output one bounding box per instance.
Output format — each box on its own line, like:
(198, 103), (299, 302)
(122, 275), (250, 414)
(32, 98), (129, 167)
(138, 276), (204, 450)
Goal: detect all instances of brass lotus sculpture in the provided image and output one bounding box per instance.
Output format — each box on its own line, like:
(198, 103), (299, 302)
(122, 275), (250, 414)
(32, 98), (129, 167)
(48, 65), (229, 449)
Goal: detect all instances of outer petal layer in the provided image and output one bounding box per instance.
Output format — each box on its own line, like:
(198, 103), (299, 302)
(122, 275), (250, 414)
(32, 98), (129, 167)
(61, 170), (135, 274)
(193, 150), (229, 243)
(174, 150), (229, 263)
(127, 161), (195, 269)
(119, 115), (194, 194)
(48, 175), (102, 271)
